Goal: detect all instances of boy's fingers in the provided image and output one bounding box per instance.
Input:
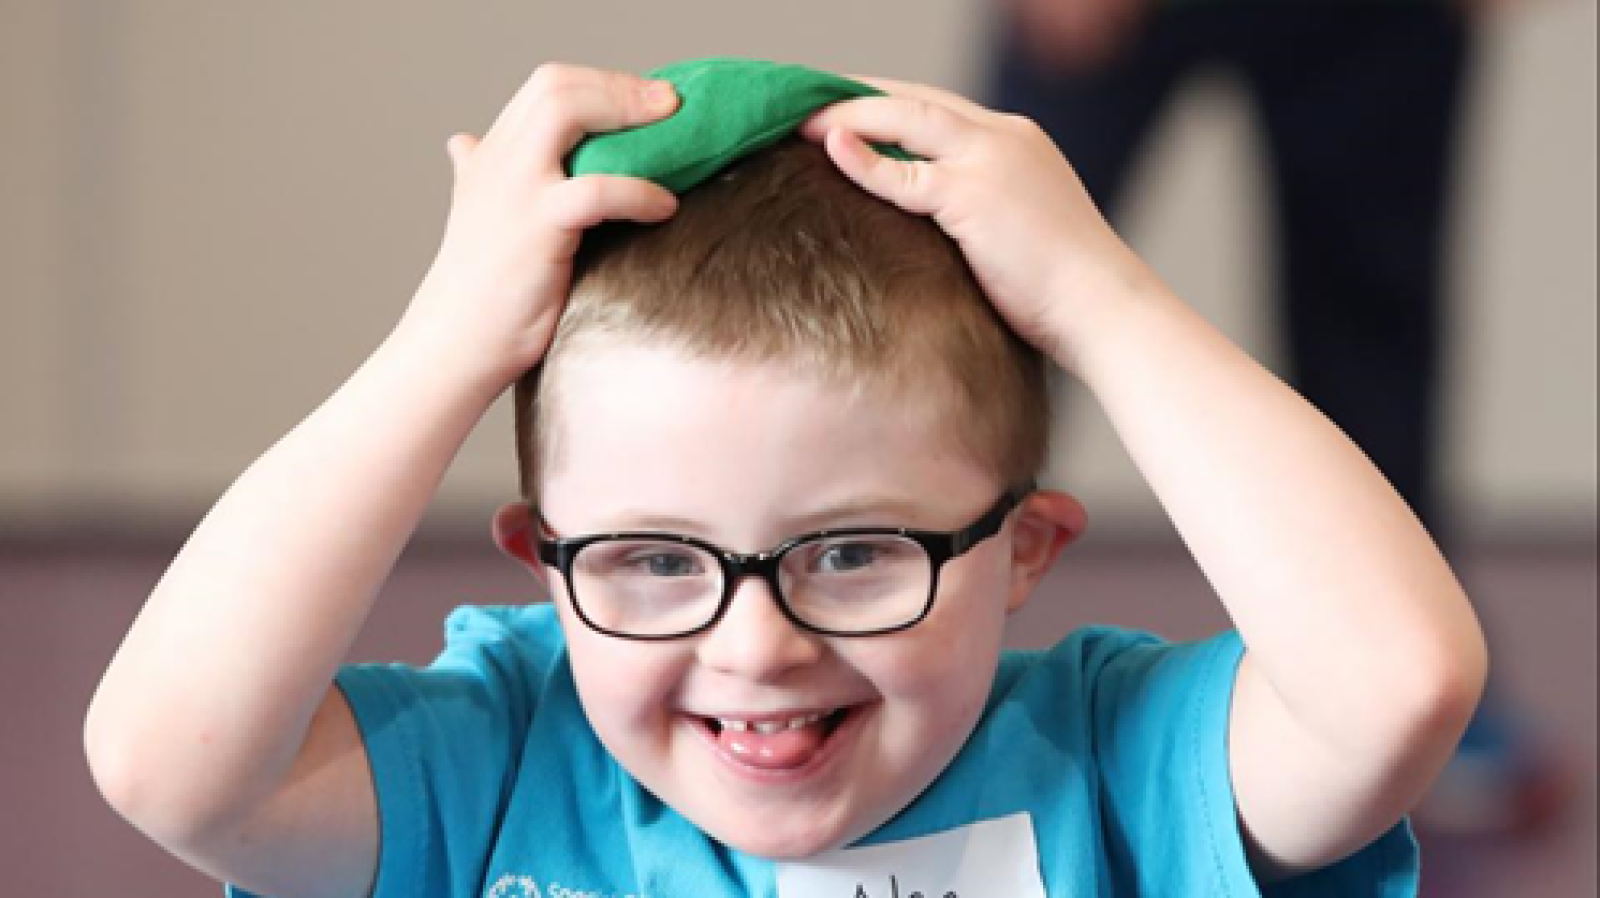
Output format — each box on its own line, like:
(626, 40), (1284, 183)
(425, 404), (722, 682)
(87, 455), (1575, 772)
(542, 175), (679, 231)
(493, 62), (627, 132)
(506, 65), (678, 167)
(820, 128), (941, 216)
(445, 133), (480, 172)
(803, 94), (971, 161)
(843, 75), (991, 119)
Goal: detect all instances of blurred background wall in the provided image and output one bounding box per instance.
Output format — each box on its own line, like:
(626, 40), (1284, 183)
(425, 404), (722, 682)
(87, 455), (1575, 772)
(1, 0), (1594, 544)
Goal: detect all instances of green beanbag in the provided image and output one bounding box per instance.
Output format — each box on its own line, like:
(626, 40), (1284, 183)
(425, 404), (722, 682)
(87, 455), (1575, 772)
(567, 57), (914, 194)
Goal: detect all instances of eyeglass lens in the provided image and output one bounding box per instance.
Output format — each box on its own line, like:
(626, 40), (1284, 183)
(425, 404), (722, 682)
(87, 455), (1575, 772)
(568, 533), (933, 637)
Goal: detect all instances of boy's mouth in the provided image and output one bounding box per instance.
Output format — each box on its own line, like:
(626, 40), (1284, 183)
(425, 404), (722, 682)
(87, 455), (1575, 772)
(695, 706), (855, 773)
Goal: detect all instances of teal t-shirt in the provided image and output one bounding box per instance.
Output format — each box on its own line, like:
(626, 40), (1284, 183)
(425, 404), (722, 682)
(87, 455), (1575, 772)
(231, 604), (1417, 897)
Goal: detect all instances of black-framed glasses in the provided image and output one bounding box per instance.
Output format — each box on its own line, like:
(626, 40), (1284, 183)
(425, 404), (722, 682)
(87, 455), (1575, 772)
(535, 489), (1028, 640)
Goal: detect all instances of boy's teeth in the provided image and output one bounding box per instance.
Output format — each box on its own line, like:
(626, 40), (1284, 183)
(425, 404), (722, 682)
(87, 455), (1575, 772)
(717, 712), (827, 734)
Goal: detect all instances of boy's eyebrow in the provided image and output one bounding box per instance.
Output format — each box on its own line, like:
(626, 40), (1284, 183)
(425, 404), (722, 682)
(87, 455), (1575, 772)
(596, 511), (715, 535)
(781, 496), (929, 532)
(594, 496), (930, 538)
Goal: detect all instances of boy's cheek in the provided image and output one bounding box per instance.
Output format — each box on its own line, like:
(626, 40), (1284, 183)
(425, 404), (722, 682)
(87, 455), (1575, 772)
(850, 628), (996, 701)
(557, 612), (657, 703)
(566, 645), (688, 754)
(860, 599), (1010, 719)
(566, 627), (668, 686)
(923, 579), (1014, 662)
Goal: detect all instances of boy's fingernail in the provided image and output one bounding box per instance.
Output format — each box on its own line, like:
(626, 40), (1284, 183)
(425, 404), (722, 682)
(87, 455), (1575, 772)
(645, 81), (676, 107)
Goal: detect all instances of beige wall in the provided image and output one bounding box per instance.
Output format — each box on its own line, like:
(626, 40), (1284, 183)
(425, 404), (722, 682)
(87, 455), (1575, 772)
(2, 0), (1594, 539)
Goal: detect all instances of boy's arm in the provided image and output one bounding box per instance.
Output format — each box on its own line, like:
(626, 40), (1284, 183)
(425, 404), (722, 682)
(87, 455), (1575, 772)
(83, 64), (679, 896)
(1067, 277), (1484, 877)
(805, 83), (1486, 881)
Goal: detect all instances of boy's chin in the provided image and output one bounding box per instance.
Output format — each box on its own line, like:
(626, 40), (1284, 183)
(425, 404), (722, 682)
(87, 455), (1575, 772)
(712, 828), (848, 862)
(698, 811), (872, 861)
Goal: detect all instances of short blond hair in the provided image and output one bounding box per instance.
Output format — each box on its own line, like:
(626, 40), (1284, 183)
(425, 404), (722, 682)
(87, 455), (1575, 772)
(515, 138), (1048, 502)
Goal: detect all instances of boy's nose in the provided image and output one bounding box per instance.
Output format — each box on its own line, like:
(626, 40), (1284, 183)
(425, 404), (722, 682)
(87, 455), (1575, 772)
(695, 574), (823, 679)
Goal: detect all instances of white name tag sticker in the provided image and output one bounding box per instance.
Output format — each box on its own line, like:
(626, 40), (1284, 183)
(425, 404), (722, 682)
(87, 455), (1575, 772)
(775, 813), (1046, 898)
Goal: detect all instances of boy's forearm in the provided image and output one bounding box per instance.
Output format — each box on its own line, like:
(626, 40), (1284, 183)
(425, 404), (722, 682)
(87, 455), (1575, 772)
(1061, 277), (1487, 752)
(86, 320), (507, 835)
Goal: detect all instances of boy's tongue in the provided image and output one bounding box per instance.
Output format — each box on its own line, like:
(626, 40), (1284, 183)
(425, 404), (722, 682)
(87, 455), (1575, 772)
(718, 719), (828, 770)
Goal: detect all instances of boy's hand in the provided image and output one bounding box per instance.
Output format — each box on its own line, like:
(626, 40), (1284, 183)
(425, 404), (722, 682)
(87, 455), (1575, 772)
(801, 79), (1152, 371)
(404, 64), (680, 385)
(809, 78), (1488, 884)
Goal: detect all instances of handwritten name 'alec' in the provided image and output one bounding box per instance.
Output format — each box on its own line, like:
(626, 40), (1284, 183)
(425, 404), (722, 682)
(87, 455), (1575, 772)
(852, 875), (956, 898)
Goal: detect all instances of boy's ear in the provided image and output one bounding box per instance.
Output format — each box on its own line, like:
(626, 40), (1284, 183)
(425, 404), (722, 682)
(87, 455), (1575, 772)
(1005, 489), (1087, 613)
(491, 502), (545, 576)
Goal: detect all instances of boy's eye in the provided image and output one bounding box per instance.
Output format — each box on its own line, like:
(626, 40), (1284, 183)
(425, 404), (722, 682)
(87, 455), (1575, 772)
(813, 541), (883, 573)
(578, 541), (715, 581)
(629, 551), (704, 578)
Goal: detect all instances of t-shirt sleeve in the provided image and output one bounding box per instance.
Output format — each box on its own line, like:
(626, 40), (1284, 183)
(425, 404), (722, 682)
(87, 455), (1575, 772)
(1084, 628), (1419, 897)
(227, 604), (559, 898)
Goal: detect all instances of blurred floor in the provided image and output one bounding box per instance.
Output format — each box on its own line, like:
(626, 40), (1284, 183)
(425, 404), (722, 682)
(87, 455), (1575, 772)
(2, 540), (1593, 896)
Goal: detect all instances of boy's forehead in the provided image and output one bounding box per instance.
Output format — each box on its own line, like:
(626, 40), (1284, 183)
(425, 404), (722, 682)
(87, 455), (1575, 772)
(547, 338), (933, 424)
(536, 341), (998, 526)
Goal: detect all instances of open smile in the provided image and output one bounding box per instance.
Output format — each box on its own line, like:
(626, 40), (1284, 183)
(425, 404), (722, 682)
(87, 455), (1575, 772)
(687, 704), (867, 784)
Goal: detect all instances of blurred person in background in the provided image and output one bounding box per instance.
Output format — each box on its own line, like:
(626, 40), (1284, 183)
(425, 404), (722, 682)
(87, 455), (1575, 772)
(987, 0), (1567, 837)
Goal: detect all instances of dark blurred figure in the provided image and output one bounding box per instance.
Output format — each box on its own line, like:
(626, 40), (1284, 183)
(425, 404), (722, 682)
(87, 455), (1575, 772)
(988, 0), (1567, 837)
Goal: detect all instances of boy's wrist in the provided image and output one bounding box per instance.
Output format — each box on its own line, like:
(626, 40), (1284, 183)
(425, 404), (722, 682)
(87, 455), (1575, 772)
(390, 279), (550, 398)
(381, 306), (525, 410)
(1040, 252), (1177, 376)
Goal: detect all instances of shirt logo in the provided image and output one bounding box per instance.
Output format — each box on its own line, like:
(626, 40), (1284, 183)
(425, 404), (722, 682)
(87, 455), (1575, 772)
(487, 875), (542, 898)
(486, 875), (648, 898)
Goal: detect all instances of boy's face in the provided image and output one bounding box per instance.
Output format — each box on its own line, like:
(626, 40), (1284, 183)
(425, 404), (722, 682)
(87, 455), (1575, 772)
(498, 340), (1079, 859)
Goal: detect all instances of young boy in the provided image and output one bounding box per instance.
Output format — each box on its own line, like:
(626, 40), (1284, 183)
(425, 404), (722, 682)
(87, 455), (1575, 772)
(85, 61), (1486, 897)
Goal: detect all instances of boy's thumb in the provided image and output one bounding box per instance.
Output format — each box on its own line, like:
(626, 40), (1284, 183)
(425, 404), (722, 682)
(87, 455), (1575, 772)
(445, 133), (481, 171)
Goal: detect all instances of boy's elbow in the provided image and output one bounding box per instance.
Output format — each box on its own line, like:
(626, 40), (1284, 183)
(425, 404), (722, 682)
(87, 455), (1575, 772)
(85, 707), (240, 849)
(84, 695), (137, 818)
(1392, 620), (1489, 765)
(85, 715), (180, 840)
